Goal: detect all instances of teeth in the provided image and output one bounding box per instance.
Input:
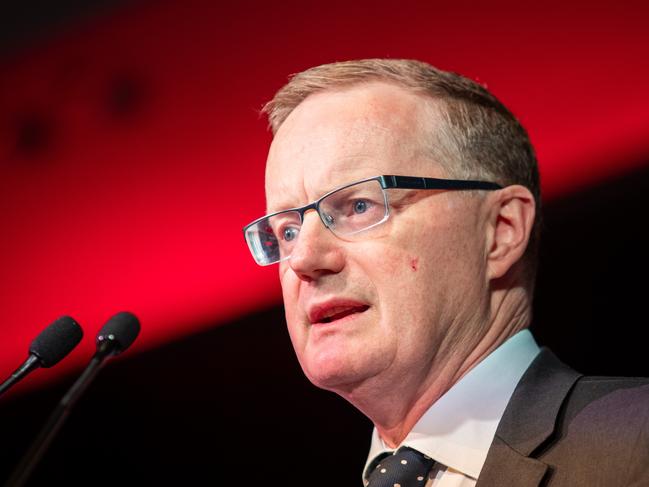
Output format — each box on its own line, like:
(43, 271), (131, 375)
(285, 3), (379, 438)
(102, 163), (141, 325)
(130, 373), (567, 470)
(323, 307), (351, 321)
(321, 306), (353, 320)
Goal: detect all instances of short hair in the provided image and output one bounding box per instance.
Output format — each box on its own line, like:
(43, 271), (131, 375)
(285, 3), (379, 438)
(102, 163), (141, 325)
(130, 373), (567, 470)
(262, 59), (541, 284)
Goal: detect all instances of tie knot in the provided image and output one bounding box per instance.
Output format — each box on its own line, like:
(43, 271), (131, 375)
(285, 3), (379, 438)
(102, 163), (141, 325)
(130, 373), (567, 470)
(366, 446), (435, 487)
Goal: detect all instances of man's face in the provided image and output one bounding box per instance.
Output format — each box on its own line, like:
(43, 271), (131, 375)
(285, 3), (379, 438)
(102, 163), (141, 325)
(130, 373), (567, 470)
(265, 83), (490, 400)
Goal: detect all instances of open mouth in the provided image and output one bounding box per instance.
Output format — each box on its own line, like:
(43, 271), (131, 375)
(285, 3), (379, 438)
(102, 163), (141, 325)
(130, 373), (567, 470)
(314, 305), (369, 324)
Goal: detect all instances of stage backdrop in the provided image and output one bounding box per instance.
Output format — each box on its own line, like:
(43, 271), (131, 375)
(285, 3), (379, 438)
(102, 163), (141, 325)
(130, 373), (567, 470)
(0, 0), (648, 392)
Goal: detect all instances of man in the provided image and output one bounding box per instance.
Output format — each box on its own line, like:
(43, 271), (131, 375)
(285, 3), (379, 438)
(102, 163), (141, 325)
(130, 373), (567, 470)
(243, 59), (649, 486)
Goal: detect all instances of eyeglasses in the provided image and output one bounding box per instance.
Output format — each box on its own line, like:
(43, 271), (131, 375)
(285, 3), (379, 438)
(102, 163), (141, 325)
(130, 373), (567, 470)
(243, 175), (503, 266)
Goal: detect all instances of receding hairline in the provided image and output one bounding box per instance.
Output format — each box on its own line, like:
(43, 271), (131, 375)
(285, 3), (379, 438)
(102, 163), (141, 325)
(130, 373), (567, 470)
(271, 80), (449, 142)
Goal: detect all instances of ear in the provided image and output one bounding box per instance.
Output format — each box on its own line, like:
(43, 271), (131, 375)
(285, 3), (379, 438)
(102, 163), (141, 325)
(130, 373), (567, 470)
(485, 185), (536, 281)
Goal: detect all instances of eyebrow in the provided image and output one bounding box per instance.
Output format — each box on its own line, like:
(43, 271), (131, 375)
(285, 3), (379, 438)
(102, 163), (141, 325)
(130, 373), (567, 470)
(265, 198), (294, 215)
(265, 183), (327, 215)
(265, 189), (300, 215)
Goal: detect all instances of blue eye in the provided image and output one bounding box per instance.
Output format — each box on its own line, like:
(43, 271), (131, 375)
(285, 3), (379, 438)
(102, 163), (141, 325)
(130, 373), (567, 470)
(353, 200), (368, 213)
(283, 227), (299, 242)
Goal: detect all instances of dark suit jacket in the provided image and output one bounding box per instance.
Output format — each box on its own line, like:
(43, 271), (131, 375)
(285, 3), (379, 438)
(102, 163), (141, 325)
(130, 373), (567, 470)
(477, 348), (649, 486)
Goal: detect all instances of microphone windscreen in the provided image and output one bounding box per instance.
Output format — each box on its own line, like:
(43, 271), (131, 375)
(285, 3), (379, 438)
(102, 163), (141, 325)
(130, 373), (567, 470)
(97, 311), (140, 354)
(29, 316), (84, 368)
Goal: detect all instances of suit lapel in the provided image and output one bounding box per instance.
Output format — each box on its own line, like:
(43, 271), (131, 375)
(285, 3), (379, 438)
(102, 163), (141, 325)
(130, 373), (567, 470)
(477, 349), (582, 487)
(476, 437), (548, 487)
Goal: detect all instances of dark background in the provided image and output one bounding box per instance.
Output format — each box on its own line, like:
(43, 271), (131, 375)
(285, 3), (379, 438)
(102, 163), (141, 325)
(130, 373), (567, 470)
(1, 1), (648, 485)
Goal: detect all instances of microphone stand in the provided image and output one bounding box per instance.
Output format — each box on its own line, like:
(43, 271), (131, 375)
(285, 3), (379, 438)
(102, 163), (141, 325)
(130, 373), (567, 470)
(0, 357), (40, 398)
(5, 344), (113, 487)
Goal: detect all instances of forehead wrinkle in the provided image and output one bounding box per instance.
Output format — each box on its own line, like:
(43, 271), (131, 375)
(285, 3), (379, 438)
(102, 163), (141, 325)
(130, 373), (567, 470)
(264, 126), (308, 213)
(265, 168), (304, 214)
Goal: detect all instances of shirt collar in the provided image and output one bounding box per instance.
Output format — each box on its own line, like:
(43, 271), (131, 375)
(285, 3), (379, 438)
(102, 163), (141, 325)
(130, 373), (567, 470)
(364, 329), (540, 480)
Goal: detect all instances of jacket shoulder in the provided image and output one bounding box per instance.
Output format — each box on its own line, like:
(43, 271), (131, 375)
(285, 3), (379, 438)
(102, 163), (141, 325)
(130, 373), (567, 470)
(564, 375), (649, 418)
(540, 373), (649, 485)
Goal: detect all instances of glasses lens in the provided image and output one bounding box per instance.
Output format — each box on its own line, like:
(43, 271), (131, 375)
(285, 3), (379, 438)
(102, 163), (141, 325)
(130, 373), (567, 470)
(245, 210), (302, 265)
(319, 179), (388, 236)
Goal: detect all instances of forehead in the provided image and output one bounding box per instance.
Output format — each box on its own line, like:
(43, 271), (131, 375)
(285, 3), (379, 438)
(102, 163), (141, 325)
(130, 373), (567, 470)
(264, 82), (445, 212)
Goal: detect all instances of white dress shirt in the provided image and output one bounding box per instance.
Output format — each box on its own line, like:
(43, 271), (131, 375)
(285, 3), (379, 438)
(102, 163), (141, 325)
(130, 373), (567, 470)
(363, 329), (541, 486)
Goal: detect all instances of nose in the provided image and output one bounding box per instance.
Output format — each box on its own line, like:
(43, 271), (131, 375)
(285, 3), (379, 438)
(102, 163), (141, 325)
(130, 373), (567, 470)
(288, 210), (345, 282)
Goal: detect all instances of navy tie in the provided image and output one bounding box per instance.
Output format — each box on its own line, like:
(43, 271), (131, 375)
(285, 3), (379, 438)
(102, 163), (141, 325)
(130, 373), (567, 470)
(366, 446), (435, 486)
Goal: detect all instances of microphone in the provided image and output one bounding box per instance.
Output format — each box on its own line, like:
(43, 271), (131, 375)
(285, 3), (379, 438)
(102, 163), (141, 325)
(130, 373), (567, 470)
(6, 311), (141, 487)
(0, 316), (83, 398)
(95, 311), (141, 359)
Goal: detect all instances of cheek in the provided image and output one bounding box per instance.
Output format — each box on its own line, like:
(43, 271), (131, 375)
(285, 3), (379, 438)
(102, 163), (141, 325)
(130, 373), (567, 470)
(279, 268), (297, 309)
(362, 243), (428, 313)
(367, 232), (453, 318)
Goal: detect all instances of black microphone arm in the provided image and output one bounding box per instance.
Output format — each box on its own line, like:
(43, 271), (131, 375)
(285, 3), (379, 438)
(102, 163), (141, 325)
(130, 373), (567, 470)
(0, 316), (83, 398)
(5, 311), (141, 487)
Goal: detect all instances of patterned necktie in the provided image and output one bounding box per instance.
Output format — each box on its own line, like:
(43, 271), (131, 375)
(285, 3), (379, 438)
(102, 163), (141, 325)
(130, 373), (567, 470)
(365, 446), (435, 487)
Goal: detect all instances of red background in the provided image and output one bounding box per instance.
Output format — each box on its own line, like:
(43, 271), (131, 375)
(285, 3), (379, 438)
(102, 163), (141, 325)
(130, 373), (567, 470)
(1, 0), (648, 395)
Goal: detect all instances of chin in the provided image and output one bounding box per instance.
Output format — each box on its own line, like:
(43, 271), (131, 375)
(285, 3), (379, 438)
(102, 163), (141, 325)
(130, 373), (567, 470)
(300, 347), (384, 395)
(301, 353), (362, 392)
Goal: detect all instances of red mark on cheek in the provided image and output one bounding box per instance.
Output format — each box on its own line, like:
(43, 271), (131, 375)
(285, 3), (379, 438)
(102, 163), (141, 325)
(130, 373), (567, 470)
(410, 257), (419, 271)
